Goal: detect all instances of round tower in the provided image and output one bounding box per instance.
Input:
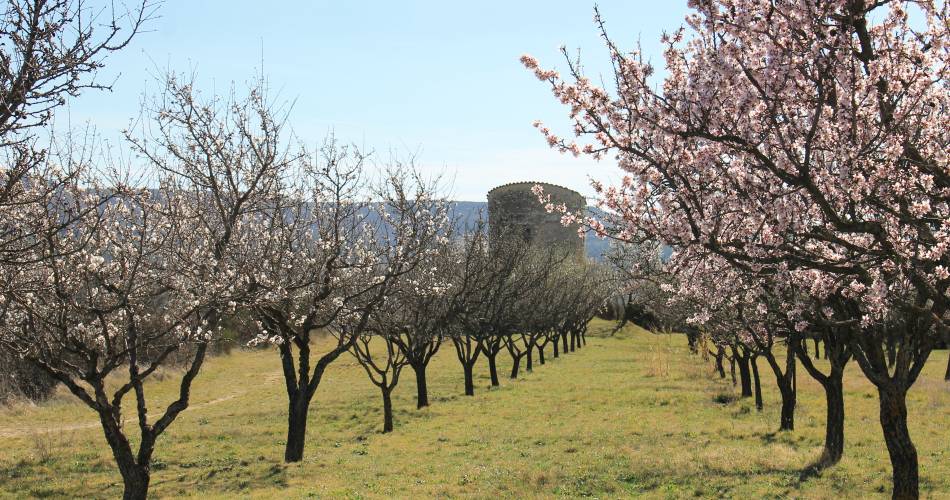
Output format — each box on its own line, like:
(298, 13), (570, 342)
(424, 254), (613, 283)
(486, 181), (586, 255)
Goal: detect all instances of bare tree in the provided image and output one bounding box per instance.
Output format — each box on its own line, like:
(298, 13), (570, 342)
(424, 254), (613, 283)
(350, 330), (407, 433)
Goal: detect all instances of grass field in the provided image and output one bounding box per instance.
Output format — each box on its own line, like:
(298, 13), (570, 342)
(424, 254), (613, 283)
(0, 320), (948, 499)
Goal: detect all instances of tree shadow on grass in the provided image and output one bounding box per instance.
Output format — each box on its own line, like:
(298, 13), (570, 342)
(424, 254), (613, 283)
(617, 462), (804, 496)
(795, 451), (846, 488)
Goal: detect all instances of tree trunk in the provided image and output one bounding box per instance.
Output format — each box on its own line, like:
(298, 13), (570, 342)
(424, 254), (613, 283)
(814, 338), (820, 358)
(945, 349), (949, 381)
(526, 347), (533, 372)
(736, 351), (753, 397)
(381, 387), (394, 433)
(100, 413), (150, 500)
(463, 363), (474, 396)
(284, 394), (310, 463)
(878, 384), (918, 500)
(762, 346), (796, 431)
(120, 466), (149, 500)
(751, 355), (763, 411)
(561, 331), (568, 353)
(487, 353), (500, 387)
(510, 355), (521, 379)
(553, 339), (559, 358)
(819, 376), (845, 467)
(729, 355), (737, 386)
(796, 333), (850, 473)
(537, 344), (545, 365)
(569, 332), (576, 352)
(413, 364), (429, 409)
(779, 383), (796, 431)
(714, 350), (726, 378)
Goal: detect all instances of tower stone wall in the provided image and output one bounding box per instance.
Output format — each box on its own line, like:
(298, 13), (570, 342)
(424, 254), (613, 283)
(487, 181), (585, 255)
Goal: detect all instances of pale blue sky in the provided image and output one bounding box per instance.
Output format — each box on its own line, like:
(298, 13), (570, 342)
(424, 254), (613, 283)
(62, 1), (690, 201)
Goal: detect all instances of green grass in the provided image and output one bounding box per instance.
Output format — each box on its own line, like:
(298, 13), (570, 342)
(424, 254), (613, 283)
(0, 319), (948, 498)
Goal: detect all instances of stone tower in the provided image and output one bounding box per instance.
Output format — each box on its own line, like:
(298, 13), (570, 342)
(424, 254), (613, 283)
(486, 181), (586, 255)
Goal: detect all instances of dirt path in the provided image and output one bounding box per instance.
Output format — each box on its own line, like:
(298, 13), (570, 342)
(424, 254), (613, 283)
(0, 391), (244, 439)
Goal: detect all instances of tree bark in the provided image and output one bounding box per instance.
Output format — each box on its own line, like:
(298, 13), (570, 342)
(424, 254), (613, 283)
(487, 352), (500, 387)
(526, 347), (533, 372)
(537, 344), (545, 364)
(796, 333), (849, 471)
(820, 376), (845, 467)
(119, 466), (149, 500)
(99, 412), (150, 500)
(553, 339), (559, 358)
(413, 364), (429, 409)
(569, 332), (576, 352)
(878, 384), (919, 500)
(510, 355), (521, 379)
(463, 363), (475, 396)
(766, 346), (797, 431)
(735, 349), (753, 397)
(729, 355), (737, 386)
(284, 394), (310, 463)
(561, 331), (569, 353)
(779, 383), (796, 431)
(751, 355), (763, 411)
(381, 387), (394, 433)
(713, 348), (726, 378)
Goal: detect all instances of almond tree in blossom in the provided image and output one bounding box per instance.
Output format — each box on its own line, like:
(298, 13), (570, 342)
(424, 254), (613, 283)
(349, 169), (452, 432)
(364, 225), (457, 409)
(524, 2), (947, 497)
(1, 0), (151, 298)
(245, 146), (449, 461)
(0, 183), (250, 500)
(0, 0), (150, 244)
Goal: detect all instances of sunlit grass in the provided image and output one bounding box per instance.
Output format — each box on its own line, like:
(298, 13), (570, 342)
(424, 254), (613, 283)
(0, 319), (947, 498)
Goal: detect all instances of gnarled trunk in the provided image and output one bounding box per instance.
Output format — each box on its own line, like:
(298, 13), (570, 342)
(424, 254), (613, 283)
(284, 393), (310, 463)
(487, 352), (500, 387)
(761, 346), (796, 430)
(878, 384), (917, 500)
(729, 355), (737, 386)
(735, 348), (753, 397)
(819, 375), (845, 467)
(779, 384), (796, 431)
(751, 355), (763, 411)
(413, 363), (429, 409)
(510, 355), (521, 379)
(713, 348), (726, 378)
(100, 412), (150, 500)
(381, 387), (394, 433)
(796, 332), (849, 472)
(462, 363), (475, 396)
(119, 464), (149, 500)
